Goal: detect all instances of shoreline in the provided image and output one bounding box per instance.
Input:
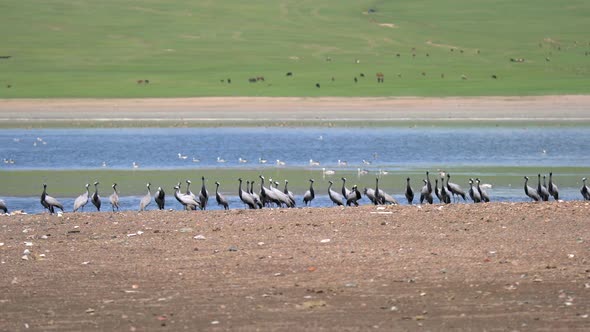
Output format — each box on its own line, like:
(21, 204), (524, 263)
(1, 95), (590, 127)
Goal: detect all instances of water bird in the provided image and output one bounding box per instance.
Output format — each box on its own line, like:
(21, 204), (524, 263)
(41, 183), (63, 214)
(446, 173), (466, 202)
(362, 160), (371, 165)
(132, 162), (140, 169)
(73, 183), (90, 212)
(327, 181), (344, 206)
(379, 169), (389, 176)
(405, 177), (414, 204)
(303, 179), (315, 206)
(185, 180), (199, 203)
(283, 180), (296, 206)
(537, 174), (550, 201)
(215, 181), (229, 210)
(199, 176), (209, 210)
(258, 157), (268, 164)
(337, 160), (348, 166)
(357, 168), (369, 176)
(109, 183), (119, 212)
(178, 153), (188, 160)
(101, 161), (107, 167)
(248, 180), (263, 208)
(440, 177), (451, 204)
(322, 168), (335, 176)
(524, 176), (541, 202)
(341, 177), (351, 198)
(139, 183), (152, 211)
(346, 185), (362, 206)
(468, 179), (482, 203)
(238, 157), (248, 163)
(548, 172), (559, 200)
(276, 159), (286, 166)
(420, 179), (433, 204)
(217, 157), (226, 163)
(91, 182), (101, 211)
(173, 185), (199, 210)
(309, 159), (320, 166)
(155, 186), (165, 210)
(475, 178), (490, 203)
(581, 178), (590, 200)
(192, 157), (200, 163)
(272, 181), (294, 207)
(0, 199), (7, 213)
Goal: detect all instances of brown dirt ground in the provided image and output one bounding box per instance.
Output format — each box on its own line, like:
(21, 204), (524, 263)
(1, 96), (590, 125)
(1, 201), (589, 331)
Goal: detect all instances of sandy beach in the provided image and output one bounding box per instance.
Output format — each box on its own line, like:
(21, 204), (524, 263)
(1, 202), (589, 331)
(1, 96), (589, 126)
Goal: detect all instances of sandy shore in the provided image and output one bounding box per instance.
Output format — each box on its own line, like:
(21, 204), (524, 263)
(1, 96), (589, 126)
(1, 202), (589, 330)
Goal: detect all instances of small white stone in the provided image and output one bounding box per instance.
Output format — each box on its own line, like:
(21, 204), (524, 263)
(320, 239), (331, 243)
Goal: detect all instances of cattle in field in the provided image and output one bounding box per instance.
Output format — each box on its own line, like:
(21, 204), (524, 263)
(376, 72), (384, 83)
(286, 72), (293, 76)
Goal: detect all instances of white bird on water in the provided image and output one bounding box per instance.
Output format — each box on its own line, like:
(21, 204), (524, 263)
(309, 159), (320, 166)
(178, 153), (188, 160)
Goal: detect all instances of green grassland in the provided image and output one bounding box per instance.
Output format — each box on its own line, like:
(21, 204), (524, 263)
(0, 0), (589, 98)
(1, 166), (588, 196)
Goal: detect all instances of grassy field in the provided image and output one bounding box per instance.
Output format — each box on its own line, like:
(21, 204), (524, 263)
(0, 0), (589, 98)
(1, 166), (588, 196)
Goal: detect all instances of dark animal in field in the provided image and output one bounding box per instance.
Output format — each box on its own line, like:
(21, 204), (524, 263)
(137, 80), (144, 84)
(354, 77), (358, 83)
(376, 72), (384, 83)
(315, 83), (320, 88)
(256, 76), (264, 82)
(286, 72), (293, 76)
(360, 73), (365, 77)
(248, 78), (257, 83)
(227, 78), (231, 83)
(492, 74), (497, 79)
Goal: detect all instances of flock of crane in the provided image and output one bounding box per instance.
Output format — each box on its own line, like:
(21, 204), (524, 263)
(2, 171), (590, 215)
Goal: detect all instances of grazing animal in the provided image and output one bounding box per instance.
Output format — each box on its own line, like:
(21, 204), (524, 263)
(155, 186), (165, 210)
(524, 176), (541, 202)
(73, 183), (90, 212)
(315, 83), (320, 88)
(109, 183), (119, 212)
(537, 174), (550, 201)
(446, 174), (466, 202)
(581, 178), (590, 200)
(405, 177), (414, 204)
(139, 183), (152, 211)
(327, 181), (344, 206)
(286, 72), (293, 76)
(475, 178), (490, 203)
(468, 179), (482, 203)
(303, 179), (315, 206)
(91, 182), (101, 211)
(376, 72), (384, 83)
(215, 182), (229, 210)
(548, 172), (559, 200)
(0, 199), (7, 213)
(41, 183), (63, 214)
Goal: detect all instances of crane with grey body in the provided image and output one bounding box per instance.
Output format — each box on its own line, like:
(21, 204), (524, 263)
(155, 186), (165, 210)
(440, 177), (451, 204)
(215, 181), (229, 210)
(548, 172), (559, 200)
(581, 178), (590, 200)
(303, 179), (315, 206)
(91, 181), (101, 211)
(346, 185), (362, 206)
(405, 177), (414, 204)
(41, 183), (63, 214)
(468, 179), (482, 203)
(199, 176), (209, 210)
(341, 177), (351, 198)
(0, 199), (7, 213)
(174, 185), (199, 210)
(524, 176), (541, 202)
(420, 179), (433, 204)
(537, 174), (550, 201)
(328, 181), (344, 206)
(73, 183), (90, 212)
(475, 178), (490, 203)
(139, 183), (152, 211)
(283, 180), (296, 206)
(109, 183), (119, 212)
(249, 181), (263, 208)
(238, 178), (257, 209)
(446, 173), (466, 202)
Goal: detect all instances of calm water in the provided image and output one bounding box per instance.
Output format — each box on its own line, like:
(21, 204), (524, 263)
(0, 127), (589, 170)
(1, 127), (589, 214)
